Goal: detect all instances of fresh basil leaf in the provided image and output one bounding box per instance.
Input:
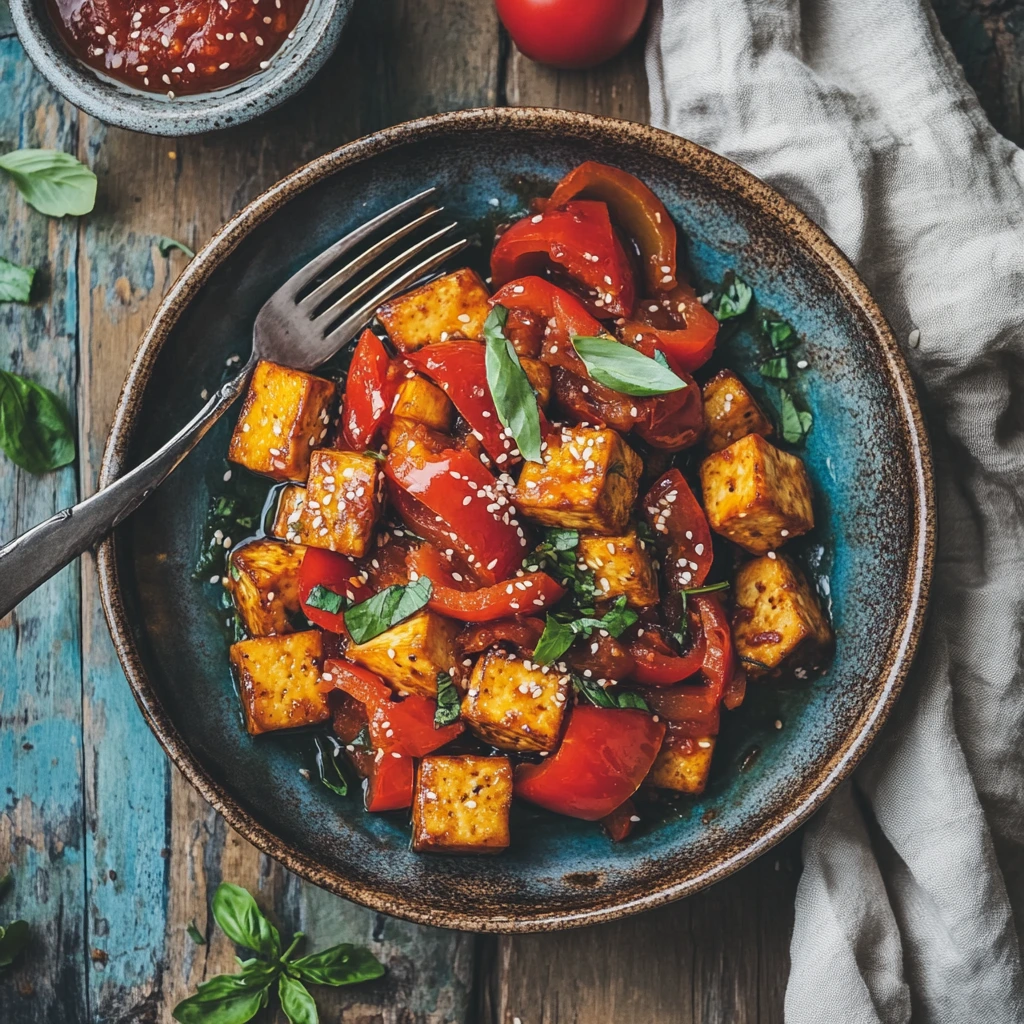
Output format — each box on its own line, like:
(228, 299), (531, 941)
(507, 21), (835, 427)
(598, 595), (638, 637)
(171, 966), (274, 1024)
(290, 943), (385, 987)
(0, 257), (35, 303)
(763, 317), (797, 351)
(187, 920), (206, 945)
(714, 274), (753, 321)
(157, 236), (195, 258)
(759, 356), (790, 380)
(0, 920), (28, 968)
(546, 529), (579, 553)
(532, 617), (577, 666)
(314, 736), (349, 798)
(0, 149), (97, 217)
(211, 883), (281, 959)
(278, 973), (318, 1024)
(344, 577), (433, 645)
(305, 584), (345, 615)
(0, 369), (75, 473)
(484, 304), (542, 463)
(572, 675), (650, 711)
(779, 390), (813, 445)
(571, 336), (686, 397)
(615, 691), (651, 711)
(652, 348), (671, 371)
(434, 671), (460, 727)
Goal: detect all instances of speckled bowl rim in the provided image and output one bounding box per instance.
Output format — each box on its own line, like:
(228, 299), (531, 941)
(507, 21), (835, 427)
(97, 107), (935, 933)
(9, 0), (352, 136)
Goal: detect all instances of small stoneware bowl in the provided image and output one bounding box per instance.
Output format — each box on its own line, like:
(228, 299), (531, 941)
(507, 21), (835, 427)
(97, 108), (934, 932)
(9, 0), (352, 136)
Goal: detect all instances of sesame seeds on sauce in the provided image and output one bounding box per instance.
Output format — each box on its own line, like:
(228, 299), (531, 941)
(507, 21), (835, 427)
(50, 0), (306, 95)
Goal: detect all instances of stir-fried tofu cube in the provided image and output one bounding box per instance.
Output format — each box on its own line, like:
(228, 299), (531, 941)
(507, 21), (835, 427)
(230, 630), (328, 735)
(700, 433), (814, 554)
(702, 369), (773, 453)
(514, 427), (642, 534)
(391, 374), (454, 431)
(298, 449), (382, 558)
(270, 484), (315, 545)
(732, 554), (833, 680)
(346, 610), (460, 697)
(646, 729), (715, 794)
(228, 360), (335, 482)
(376, 268), (491, 352)
(578, 526), (658, 608)
(226, 539), (305, 637)
(462, 651), (570, 752)
(519, 356), (552, 409)
(412, 756), (512, 854)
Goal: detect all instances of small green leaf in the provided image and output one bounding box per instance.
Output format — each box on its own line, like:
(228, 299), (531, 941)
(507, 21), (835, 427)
(304, 584), (346, 615)
(278, 973), (319, 1024)
(290, 943), (385, 987)
(762, 317), (797, 351)
(0, 149), (97, 217)
(434, 671), (460, 727)
(484, 304), (542, 463)
(652, 349), (672, 371)
(714, 274), (753, 321)
(187, 920), (206, 945)
(779, 390), (813, 445)
(172, 966), (275, 1024)
(0, 369), (75, 473)
(533, 597), (637, 666)
(572, 675), (650, 712)
(313, 736), (349, 798)
(157, 236), (195, 258)
(759, 356), (790, 380)
(532, 616), (577, 666)
(0, 257), (35, 303)
(344, 577), (433, 645)
(596, 595), (637, 637)
(0, 920), (28, 968)
(615, 692), (651, 710)
(571, 336), (686, 397)
(211, 883), (281, 959)
(682, 581), (730, 596)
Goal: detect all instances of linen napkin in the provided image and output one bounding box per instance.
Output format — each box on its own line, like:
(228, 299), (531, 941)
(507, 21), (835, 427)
(646, 2), (1024, 1020)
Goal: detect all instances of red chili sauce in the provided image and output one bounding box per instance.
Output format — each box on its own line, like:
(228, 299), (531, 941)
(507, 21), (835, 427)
(50, 0), (307, 96)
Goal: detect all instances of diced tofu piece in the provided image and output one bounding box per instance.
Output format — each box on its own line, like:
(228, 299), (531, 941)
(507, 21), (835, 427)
(462, 651), (570, 752)
(270, 484), (316, 545)
(228, 360), (335, 482)
(514, 427), (642, 534)
(391, 374), (454, 431)
(646, 729), (715, 794)
(376, 268), (491, 352)
(230, 630), (328, 735)
(699, 433), (814, 554)
(702, 369), (773, 453)
(298, 449), (383, 558)
(385, 417), (451, 457)
(226, 538), (305, 637)
(578, 526), (659, 608)
(346, 610), (460, 697)
(519, 356), (552, 409)
(412, 755), (512, 854)
(732, 554), (833, 680)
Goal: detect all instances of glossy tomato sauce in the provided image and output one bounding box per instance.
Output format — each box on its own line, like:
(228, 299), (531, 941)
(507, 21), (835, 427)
(50, 0), (307, 96)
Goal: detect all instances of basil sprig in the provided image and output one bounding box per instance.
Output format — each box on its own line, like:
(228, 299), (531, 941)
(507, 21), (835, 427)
(484, 304), (543, 462)
(779, 390), (813, 445)
(172, 882), (384, 1024)
(763, 317), (797, 351)
(0, 369), (75, 474)
(759, 356), (790, 380)
(533, 596), (638, 666)
(713, 273), (753, 321)
(305, 584), (346, 615)
(0, 149), (97, 217)
(0, 257), (35, 303)
(572, 675), (650, 711)
(571, 336), (686, 397)
(434, 671), (460, 727)
(344, 577), (432, 644)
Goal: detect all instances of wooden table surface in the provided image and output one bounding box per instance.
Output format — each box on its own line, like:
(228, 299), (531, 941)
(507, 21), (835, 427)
(1, 1), (1018, 1021)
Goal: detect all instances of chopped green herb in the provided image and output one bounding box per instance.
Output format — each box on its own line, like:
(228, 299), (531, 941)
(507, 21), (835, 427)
(484, 304), (543, 463)
(779, 390), (813, 445)
(523, 528), (595, 615)
(0, 149), (97, 217)
(762, 317), (797, 351)
(713, 274), (753, 321)
(682, 581), (730, 597)
(0, 369), (75, 474)
(759, 356), (790, 380)
(434, 671), (460, 727)
(186, 921), (206, 945)
(571, 336), (686, 397)
(362, 449), (386, 462)
(0, 257), (35, 303)
(344, 577), (433, 645)
(313, 735), (350, 798)
(533, 597), (638, 666)
(572, 675), (651, 711)
(305, 584), (346, 615)
(156, 237), (195, 259)
(652, 349), (671, 371)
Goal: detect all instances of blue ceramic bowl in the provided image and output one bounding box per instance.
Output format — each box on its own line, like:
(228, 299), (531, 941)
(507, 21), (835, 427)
(97, 108), (934, 931)
(9, 0), (352, 136)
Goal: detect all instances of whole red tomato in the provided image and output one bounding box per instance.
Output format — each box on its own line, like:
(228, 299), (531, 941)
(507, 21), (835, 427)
(495, 0), (648, 70)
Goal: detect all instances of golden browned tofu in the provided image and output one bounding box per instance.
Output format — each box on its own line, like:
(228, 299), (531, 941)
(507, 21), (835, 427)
(390, 374), (454, 431)
(376, 268), (491, 352)
(226, 539), (305, 637)
(732, 554), (833, 680)
(514, 427), (642, 534)
(297, 449), (383, 558)
(578, 526), (659, 608)
(519, 356), (552, 409)
(702, 369), (773, 453)
(462, 651), (570, 752)
(346, 610), (460, 697)
(700, 433), (814, 554)
(270, 484), (315, 545)
(646, 729), (715, 794)
(228, 360), (335, 482)
(412, 756), (512, 854)
(230, 631), (328, 736)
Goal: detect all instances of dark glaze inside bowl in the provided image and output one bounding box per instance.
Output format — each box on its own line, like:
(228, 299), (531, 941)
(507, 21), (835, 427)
(98, 108), (933, 932)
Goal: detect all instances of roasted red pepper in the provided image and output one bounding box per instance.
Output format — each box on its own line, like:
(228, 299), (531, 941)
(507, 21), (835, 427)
(342, 328), (392, 450)
(540, 161), (678, 295)
(632, 371), (703, 451)
(491, 201), (637, 318)
(515, 706), (666, 820)
(600, 798), (639, 842)
(457, 617), (546, 657)
(695, 594), (735, 706)
(642, 469), (713, 589)
(622, 284), (720, 374)
(407, 543), (564, 622)
(628, 628), (706, 686)
(297, 547), (373, 633)
(364, 751), (414, 812)
(640, 685), (721, 738)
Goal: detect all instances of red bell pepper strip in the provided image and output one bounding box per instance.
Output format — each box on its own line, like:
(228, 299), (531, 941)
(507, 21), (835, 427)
(297, 547), (373, 633)
(695, 594), (735, 706)
(621, 284), (719, 375)
(491, 201), (637, 318)
(640, 685), (722, 738)
(600, 798), (639, 842)
(628, 629), (706, 686)
(722, 665), (747, 711)
(385, 445), (527, 586)
(364, 751), (414, 812)
(632, 370), (703, 452)
(539, 161), (678, 295)
(642, 469), (713, 590)
(456, 617), (546, 657)
(515, 706), (666, 821)
(342, 328), (392, 450)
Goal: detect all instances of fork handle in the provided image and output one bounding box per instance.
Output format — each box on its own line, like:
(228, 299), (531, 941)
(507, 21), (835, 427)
(0, 366), (251, 620)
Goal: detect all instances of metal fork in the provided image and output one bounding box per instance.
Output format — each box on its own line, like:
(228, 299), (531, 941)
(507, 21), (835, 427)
(0, 189), (467, 619)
